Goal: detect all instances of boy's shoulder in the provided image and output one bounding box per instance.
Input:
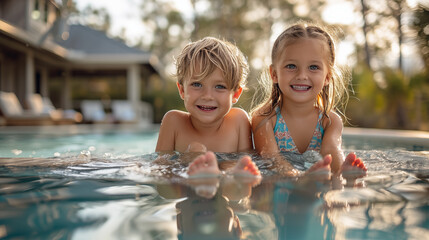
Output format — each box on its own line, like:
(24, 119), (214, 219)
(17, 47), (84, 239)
(162, 110), (189, 122)
(227, 107), (250, 120)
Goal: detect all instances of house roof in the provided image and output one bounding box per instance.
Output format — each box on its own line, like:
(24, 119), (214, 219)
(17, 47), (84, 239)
(55, 24), (146, 55)
(0, 19), (158, 66)
(52, 24), (157, 65)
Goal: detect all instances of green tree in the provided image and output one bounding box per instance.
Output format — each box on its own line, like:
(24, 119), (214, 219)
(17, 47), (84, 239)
(68, 2), (111, 33)
(356, 0), (412, 72)
(412, 4), (429, 69)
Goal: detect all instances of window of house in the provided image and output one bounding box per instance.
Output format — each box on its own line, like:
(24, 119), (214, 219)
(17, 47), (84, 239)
(43, 0), (48, 23)
(32, 0), (41, 20)
(32, 0), (50, 23)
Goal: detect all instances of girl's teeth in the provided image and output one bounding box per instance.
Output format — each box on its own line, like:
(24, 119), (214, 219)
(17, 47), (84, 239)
(292, 85), (310, 90)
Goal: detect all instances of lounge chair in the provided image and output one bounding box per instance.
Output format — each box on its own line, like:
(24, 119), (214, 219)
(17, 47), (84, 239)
(0, 91), (54, 126)
(139, 101), (153, 125)
(111, 100), (137, 123)
(80, 100), (109, 123)
(111, 100), (153, 124)
(27, 94), (82, 124)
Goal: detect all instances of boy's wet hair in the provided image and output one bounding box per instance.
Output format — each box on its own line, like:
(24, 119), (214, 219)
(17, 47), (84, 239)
(175, 37), (249, 91)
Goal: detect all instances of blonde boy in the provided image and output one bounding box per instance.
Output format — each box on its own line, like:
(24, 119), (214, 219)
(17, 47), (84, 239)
(155, 37), (252, 153)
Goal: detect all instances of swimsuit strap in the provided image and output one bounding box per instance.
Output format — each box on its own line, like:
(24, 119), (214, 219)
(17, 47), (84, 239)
(274, 106), (299, 153)
(307, 111), (324, 151)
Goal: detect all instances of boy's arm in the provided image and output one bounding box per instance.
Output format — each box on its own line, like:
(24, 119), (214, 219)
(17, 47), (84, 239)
(232, 108), (253, 152)
(320, 111), (344, 174)
(155, 111), (178, 152)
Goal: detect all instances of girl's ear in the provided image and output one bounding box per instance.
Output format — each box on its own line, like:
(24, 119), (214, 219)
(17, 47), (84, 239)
(232, 87), (243, 104)
(324, 72), (331, 86)
(269, 65), (278, 83)
(176, 82), (185, 100)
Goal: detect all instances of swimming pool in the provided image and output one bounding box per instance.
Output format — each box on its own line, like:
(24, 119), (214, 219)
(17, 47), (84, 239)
(0, 125), (428, 239)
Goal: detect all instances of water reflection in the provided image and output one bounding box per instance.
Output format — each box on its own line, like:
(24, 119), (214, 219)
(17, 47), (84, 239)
(157, 169), (261, 240)
(0, 150), (428, 239)
(176, 190), (242, 239)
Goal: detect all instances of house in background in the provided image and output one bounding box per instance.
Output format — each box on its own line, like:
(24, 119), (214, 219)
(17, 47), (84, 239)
(0, 0), (162, 124)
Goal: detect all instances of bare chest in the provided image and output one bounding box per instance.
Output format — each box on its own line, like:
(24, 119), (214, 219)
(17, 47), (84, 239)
(174, 125), (239, 152)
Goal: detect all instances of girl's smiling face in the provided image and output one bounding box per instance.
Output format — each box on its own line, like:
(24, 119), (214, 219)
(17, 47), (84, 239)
(270, 38), (330, 105)
(177, 67), (242, 126)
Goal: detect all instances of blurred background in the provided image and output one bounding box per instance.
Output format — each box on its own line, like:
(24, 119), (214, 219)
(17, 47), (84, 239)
(7, 0), (429, 130)
(70, 0), (429, 130)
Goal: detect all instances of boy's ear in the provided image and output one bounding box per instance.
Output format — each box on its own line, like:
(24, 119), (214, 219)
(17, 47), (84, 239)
(232, 87), (243, 104)
(269, 65), (278, 83)
(176, 82), (185, 100)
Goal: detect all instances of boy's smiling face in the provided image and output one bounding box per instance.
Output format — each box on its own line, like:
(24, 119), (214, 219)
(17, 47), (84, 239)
(177, 67), (242, 126)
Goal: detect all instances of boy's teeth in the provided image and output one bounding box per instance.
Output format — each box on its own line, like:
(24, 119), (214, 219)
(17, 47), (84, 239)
(292, 85), (310, 90)
(198, 105), (216, 110)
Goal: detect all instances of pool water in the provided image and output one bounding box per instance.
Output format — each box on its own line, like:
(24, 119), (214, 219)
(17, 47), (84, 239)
(0, 125), (159, 158)
(0, 125), (428, 240)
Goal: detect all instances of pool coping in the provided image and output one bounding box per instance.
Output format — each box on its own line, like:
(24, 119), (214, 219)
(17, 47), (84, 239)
(343, 127), (429, 147)
(0, 123), (159, 134)
(0, 125), (428, 146)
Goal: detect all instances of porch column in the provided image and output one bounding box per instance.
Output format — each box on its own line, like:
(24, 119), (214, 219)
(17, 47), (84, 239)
(25, 50), (35, 98)
(62, 69), (71, 109)
(127, 64), (140, 104)
(40, 67), (49, 97)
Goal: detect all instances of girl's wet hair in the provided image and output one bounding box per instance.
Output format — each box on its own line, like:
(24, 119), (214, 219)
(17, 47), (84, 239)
(175, 37), (249, 91)
(252, 22), (350, 122)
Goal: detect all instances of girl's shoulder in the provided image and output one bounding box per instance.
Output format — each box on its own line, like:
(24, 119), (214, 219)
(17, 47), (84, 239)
(251, 106), (277, 131)
(251, 103), (275, 118)
(322, 110), (343, 130)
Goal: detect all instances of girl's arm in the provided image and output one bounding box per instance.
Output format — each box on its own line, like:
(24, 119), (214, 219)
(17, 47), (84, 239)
(251, 114), (279, 154)
(320, 111), (344, 174)
(155, 110), (179, 152)
(252, 114), (299, 176)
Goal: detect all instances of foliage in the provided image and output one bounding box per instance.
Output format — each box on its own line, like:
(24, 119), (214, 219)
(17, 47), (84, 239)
(347, 66), (429, 130)
(141, 80), (183, 123)
(412, 4), (429, 68)
(69, 4), (111, 33)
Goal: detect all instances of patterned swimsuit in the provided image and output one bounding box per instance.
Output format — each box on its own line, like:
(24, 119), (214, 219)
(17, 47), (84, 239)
(273, 106), (324, 153)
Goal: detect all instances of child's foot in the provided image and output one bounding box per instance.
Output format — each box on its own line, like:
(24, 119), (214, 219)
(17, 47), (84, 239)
(304, 154), (332, 181)
(230, 155), (261, 178)
(341, 152), (367, 187)
(186, 151), (221, 198)
(230, 155), (261, 188)
(187, 151), (220, 177)
(223, 156), (261, 201)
